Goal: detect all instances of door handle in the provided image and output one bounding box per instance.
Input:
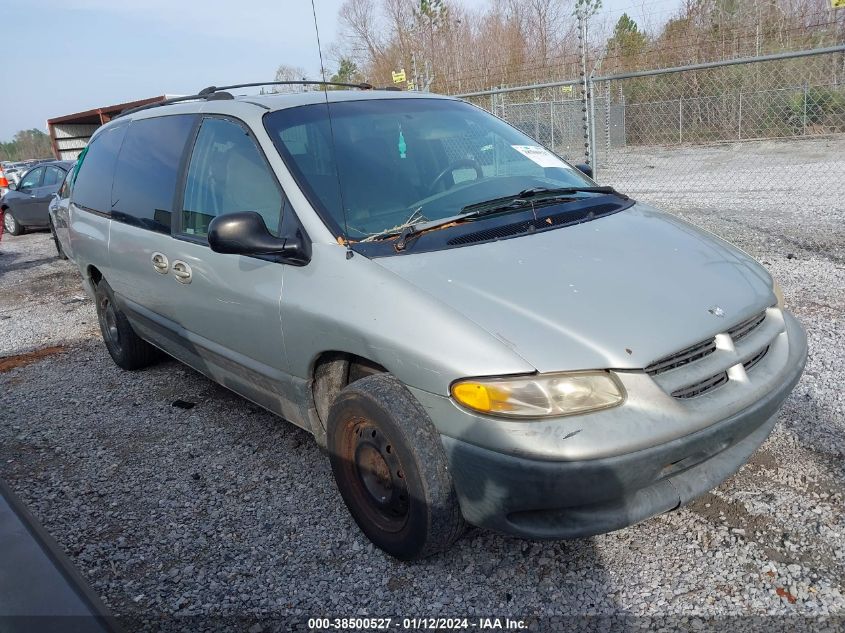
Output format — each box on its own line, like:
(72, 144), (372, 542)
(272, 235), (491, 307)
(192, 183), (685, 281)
(172, 260), (192, 284)
(151, 252), (169, 274)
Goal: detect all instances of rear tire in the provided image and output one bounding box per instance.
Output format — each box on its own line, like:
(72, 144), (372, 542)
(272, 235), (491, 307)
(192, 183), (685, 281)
(3, 210), (24, 236)
(94, 279), (159, 370)
(327, 374), (466, 560)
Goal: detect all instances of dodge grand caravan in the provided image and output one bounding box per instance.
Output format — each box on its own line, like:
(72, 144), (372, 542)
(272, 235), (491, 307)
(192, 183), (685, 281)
(67, 85), (807, 560)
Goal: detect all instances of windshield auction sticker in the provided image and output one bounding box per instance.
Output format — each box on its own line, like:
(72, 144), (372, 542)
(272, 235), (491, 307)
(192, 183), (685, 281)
(511, 145), (571, 169)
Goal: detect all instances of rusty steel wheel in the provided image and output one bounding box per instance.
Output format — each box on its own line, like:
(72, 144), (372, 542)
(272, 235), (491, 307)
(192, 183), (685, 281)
(327, 374), (466, 560)
(339, 417), (410, 534)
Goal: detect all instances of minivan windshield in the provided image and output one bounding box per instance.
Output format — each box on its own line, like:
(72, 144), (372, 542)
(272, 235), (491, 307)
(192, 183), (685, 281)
(264, 98), (596, 241)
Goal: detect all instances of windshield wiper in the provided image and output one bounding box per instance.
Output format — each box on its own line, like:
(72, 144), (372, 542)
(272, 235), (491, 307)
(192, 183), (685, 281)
(460, 186), (625, 215)
(360, 186), (627, 251)
(362, 215), (460, 251)
(395, 224), (421, 251)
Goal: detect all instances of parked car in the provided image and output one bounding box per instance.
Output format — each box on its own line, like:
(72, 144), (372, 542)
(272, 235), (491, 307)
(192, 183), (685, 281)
(67, 88), (807, 560)
(4, 167), (23, 186)
(1, 160), (73, 235)
(48, 162), (77, 259)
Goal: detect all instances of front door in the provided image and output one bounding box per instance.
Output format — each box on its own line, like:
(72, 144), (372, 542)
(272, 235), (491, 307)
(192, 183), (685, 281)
(29, 165), (67, 227)
(164, 115), (297, 422)
(12, 167), (45, 225)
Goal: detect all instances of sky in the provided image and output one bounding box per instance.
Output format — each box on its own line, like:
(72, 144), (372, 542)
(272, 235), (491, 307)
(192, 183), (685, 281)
(0, 0), (679, 141)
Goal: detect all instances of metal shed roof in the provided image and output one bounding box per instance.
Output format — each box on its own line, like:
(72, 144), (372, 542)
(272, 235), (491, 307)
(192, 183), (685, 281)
(46, 96), (168, 160)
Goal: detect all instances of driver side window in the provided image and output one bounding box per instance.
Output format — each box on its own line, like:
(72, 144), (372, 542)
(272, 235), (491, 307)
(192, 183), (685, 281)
(181, 117), (283, 239)
(19, 167), (44, 191)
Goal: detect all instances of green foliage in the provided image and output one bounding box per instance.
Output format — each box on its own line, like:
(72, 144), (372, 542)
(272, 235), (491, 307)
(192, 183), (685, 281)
(0, 129), (53, 161)
(330, 58), (360, 87)
(607, 13), (648, 59)
(790, 87), (845, 126)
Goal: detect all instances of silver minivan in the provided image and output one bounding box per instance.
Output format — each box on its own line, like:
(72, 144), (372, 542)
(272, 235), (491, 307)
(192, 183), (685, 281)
(68, 86), (806, 560)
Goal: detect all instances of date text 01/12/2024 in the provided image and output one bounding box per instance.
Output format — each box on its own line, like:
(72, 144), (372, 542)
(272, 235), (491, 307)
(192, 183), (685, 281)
(307, 617), (527, 630)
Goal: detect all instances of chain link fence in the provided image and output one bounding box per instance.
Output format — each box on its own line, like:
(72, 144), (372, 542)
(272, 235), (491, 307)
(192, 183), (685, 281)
(458, 46), (845, 260)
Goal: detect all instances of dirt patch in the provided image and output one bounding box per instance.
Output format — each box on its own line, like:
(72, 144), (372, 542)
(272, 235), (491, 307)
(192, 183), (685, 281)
(688, 492), (769, 534)
(0, 345), (66, 372)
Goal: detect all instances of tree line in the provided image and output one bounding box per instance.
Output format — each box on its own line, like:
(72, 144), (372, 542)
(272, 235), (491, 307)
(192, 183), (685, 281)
(0, 129), (53, 161)
(323, 0), (843, 93)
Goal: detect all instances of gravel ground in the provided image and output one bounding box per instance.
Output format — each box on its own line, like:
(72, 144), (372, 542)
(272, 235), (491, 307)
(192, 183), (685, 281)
(1, 140), (844, 632)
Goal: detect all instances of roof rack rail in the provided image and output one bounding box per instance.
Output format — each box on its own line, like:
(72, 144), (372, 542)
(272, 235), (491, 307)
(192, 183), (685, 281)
(114, 80), (374, 119)
(200, 80), (374, 93)
(114, 92), (234, 119)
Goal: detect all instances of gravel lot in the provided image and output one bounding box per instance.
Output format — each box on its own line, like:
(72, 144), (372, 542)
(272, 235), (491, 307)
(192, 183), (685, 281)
(1, 140), (844, 631)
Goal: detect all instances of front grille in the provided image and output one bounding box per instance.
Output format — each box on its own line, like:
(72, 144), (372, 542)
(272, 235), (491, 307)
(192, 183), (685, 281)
(648, 308), (775, 400)
(728, 310), (766, 343)
(743, 345), (769, 372)
(671, 372), (729, 399)
(646, 338), (717, 376)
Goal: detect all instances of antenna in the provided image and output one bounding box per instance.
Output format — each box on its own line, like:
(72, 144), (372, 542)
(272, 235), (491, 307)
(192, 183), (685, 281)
(311, 0), (353, 259)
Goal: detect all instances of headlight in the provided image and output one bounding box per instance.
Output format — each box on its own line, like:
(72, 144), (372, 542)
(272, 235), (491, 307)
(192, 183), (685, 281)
(451, 371), (625, 419)
(773, 280), (785, 309)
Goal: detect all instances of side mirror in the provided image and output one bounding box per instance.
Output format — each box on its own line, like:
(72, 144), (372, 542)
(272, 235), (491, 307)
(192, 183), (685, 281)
(8, 181), (17, 191)
(575, 163), (593, 179)
(208, 211), (309, 264)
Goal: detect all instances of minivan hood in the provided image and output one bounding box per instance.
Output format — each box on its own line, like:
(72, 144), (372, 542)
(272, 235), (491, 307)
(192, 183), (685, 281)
(375, 203), (775, 372)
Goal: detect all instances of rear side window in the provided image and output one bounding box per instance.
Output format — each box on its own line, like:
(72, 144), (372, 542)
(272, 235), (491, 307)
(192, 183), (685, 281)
(73, 123), (128, 212)
(111, 115), (196, 233)
(43, 165), (65, 187)
(182, 117), (283, 238)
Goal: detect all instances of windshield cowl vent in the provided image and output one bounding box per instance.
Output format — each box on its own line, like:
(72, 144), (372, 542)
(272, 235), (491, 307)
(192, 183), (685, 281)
(446, 203), (620, 246)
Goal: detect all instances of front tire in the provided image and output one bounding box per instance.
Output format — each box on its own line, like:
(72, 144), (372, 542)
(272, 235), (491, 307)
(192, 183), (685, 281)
(3, 209), (24, 236)
(94, 279), (159, 370)
(327, 374), (465, 560)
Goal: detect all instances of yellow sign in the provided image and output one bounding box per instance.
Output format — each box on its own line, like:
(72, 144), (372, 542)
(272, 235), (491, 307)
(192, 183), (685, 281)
(561, 85), (574, 96)
(832, 0), (845, 8)
(406, 81), (416, 91)
(392, 69), (406, 83)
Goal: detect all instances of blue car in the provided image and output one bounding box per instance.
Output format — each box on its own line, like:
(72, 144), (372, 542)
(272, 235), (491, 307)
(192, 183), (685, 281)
(1, 160), (74, 236)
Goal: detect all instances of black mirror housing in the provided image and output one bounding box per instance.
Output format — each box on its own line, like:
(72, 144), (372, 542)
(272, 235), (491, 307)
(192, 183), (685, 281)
(207, 211), (310, 265)
(575, 163), (593, 179)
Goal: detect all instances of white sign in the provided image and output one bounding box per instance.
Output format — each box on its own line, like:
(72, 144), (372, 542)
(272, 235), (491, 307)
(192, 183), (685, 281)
(511, 145), (571, 170)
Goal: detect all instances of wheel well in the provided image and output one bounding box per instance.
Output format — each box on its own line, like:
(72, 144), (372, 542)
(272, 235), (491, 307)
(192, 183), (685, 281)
(312, 352), (387, 427)
(87, 266), (103, 286)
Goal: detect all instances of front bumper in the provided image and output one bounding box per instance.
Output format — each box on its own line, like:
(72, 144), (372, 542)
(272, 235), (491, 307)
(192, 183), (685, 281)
(430, 311), (807, 539)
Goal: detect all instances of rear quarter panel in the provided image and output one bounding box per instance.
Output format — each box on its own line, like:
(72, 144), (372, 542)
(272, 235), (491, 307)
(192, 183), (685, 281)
(68, 203), (111, 296)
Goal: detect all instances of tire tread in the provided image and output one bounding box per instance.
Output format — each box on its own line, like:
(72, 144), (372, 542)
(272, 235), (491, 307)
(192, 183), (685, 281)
(328, 374), (466, 559)
(95, 280), (159, 370)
